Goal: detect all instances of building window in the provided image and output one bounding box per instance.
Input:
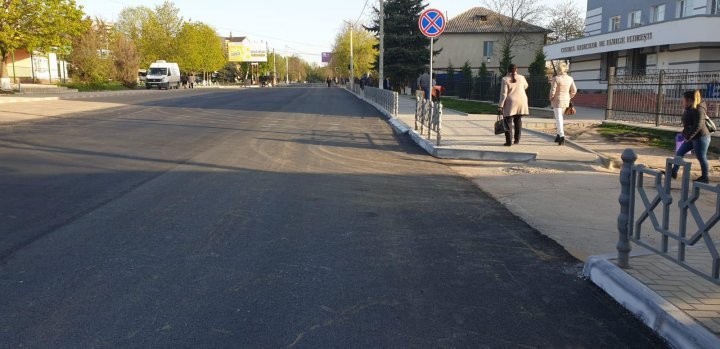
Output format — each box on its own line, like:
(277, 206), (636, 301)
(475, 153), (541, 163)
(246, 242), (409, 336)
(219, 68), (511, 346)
(609, 16), (621, 31)
(483, 41), (494, 57)
(629, 10), (642, 27)
(600, 51), (619, 81)
(678, 0), (693, 17)
(651, 5), (665, 22)
(712, 0), (719, 14)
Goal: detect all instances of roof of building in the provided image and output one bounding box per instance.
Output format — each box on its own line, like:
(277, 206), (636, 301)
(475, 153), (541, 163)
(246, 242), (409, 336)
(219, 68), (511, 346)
(224, 36), (247, 43)
(445, 7), (550, 34)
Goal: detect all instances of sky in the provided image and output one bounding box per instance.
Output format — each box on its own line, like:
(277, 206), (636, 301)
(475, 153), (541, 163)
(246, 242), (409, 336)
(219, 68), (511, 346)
(76, 0), (587, 63)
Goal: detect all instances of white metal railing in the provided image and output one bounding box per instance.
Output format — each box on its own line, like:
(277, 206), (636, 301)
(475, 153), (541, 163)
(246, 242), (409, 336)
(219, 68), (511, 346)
(345, 83), (398, 118)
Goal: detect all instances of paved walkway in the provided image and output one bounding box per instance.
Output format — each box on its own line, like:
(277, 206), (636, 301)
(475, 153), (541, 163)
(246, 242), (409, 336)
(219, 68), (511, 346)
(395, 97), (599, 163)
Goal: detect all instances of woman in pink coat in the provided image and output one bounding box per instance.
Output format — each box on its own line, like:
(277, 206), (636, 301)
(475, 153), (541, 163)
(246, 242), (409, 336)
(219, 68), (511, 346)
(549, 62), (577, 146)
(498, 64), (529, 146)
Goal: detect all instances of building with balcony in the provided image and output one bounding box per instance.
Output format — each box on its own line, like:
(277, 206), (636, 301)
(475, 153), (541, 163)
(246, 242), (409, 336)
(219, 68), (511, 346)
(544, 0), (720, 92)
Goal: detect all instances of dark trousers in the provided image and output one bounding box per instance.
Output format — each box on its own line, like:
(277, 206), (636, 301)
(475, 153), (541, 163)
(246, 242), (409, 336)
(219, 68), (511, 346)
(504, 115), (522, 144)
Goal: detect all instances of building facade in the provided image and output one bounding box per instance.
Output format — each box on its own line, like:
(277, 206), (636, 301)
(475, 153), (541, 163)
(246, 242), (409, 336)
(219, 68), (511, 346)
(545, 0), (720, 91)
(434, 7), (549, 76)
(3, 49), (70, 86)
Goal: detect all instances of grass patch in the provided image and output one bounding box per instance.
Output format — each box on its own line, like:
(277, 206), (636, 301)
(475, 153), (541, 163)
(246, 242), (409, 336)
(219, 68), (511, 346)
(596, 123), (676, 151)
(440, 98), (497, 114)
(60, 81), (131, 92)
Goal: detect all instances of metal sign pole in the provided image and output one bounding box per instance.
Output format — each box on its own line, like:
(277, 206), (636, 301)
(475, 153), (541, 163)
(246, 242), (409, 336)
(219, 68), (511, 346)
(429, 38), (433, 100)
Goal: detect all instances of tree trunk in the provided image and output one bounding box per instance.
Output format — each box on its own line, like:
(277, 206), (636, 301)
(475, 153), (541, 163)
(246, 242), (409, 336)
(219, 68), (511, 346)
(1, 52), (11, 91)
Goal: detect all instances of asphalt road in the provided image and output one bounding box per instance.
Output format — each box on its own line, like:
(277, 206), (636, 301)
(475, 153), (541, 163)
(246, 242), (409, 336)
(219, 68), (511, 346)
(0, 87), (665, 348)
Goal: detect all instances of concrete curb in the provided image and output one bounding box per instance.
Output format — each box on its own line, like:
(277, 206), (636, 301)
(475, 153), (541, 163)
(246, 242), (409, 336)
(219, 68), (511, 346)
(0, 89), (196, 105)
(584, 256), (720, 349)
(522, 128), (608, 166)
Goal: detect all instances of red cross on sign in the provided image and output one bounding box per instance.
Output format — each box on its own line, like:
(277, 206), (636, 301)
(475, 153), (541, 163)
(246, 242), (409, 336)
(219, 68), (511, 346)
(418, 9), (446, 38)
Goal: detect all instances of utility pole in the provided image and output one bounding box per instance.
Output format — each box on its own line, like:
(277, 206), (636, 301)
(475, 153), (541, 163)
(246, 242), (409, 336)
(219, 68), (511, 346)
(345, 21), (354, 89)
(379, 0), (384, 89)
(285, 46), (289, 84)
(273, 48), (277, 86)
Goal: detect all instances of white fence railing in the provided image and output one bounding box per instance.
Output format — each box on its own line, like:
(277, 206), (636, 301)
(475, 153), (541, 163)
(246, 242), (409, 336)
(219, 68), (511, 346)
(345, 83), (398, 118)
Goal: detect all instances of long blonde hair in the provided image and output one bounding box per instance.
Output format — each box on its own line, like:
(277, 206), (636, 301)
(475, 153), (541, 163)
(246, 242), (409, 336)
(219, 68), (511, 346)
(685, 90), (703, 109)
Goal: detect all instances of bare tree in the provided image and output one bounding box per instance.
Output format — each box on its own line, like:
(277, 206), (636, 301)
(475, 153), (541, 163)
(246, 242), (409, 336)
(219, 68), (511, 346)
(484, 0), (546, 52)
(547, 0), (585, 42)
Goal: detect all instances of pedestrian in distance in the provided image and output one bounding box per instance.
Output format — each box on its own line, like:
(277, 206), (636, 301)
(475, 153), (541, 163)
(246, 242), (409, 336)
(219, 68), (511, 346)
(326, 76), (332, 88)
(189, 72), (195, 89)
(181, 74), (188, 89)
(498, 64), (530, 146)
(549, 62), (577, 146)
(671, 90), (712, 183)
(417, 72), (431, 100)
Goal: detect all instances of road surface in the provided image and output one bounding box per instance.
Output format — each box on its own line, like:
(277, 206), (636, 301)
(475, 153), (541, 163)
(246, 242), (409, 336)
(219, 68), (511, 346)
(0, 87), (664, 348)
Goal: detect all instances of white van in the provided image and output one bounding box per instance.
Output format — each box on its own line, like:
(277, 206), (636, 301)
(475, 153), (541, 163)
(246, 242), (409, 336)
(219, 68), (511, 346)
(145, 61), (181, 90)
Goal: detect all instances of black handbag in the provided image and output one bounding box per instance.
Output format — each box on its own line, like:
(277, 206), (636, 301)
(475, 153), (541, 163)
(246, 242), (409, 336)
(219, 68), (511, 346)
(494, 115), (507, 135)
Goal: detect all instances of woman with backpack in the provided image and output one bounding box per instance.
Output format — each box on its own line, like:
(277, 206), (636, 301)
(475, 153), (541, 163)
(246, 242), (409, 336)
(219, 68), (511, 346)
(671, 90), (713, 183)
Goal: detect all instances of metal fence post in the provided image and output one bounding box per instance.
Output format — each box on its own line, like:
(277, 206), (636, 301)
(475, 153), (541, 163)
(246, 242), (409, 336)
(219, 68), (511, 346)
(617, 148), (637, 268)
(436, 102), (443, 146)
(606, 67), (615, 121)
(655, 70), (665, 126)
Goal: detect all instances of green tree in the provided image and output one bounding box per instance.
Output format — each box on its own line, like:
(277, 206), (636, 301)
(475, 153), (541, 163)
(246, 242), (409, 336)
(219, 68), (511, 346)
(366, 0), (430, 89)
(0, 0), (85, 89)
(473, 62), (491, 100)
(218, 63), (239, 83)
(175, 22), (225, 76)
(446, 63), (455, 96)
(329, 25), (378, 79)
(137, 1), (184, 67)
(527, 49), (550, 107)
(498, 43), (514, 77)
(115, 6), (150, 43)
(460, 61), (473, 99)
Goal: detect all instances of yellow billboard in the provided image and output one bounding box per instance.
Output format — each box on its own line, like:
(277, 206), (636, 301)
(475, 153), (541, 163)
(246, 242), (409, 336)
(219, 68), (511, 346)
(227, 41), (267, 63)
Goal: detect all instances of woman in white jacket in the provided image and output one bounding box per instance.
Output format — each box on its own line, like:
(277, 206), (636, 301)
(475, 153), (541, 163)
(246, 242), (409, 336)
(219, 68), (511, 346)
(549, 62), (577, 145)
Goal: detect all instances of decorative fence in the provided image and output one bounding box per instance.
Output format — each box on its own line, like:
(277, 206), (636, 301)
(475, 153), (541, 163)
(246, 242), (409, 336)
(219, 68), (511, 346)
(618, 149), (720, 285)
(345, 83), (399, 118)
(414, 91), (443, 146)
(607, 68), (720, 126)
(434, 74), (552, 108)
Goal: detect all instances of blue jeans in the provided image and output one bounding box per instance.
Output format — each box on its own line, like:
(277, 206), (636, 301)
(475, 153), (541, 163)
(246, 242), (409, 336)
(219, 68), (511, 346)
(422, 87), (430, 100)
(672, 135), (711, 178)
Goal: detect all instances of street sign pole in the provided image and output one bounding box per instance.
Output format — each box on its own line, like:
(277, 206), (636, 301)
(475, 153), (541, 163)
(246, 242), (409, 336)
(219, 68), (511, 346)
(429, 38), (433, 100)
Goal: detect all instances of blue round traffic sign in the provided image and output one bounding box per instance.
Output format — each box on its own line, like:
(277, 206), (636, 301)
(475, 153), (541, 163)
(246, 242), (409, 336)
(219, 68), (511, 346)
(419, 9), (446, 38)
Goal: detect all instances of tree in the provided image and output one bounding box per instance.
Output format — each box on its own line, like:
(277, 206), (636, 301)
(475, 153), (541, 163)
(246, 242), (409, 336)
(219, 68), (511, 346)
(498, 43), (514, 77)
(0, 0), (85, 89)
(68, 19), (110, 84)
(112, 35), (141, 88)
(484, 0), (545, 60)
(460, 61), (473, 99)
(527, 49), (551, 107)
(446, 63), (455, 96)
(367, 0), (430, 89)
(473, 62), (491, 100)
(175, 22), (225, 76)
(547, 0), (585, 42)
(217, 63), (239, 83)
(115, 6), (151, 43)
(136, 1), (184, 67)
(329, 25), (378, 79)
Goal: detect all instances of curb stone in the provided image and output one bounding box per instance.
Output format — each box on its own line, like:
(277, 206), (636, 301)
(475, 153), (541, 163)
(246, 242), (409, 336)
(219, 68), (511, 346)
(584, 256), (720, 349)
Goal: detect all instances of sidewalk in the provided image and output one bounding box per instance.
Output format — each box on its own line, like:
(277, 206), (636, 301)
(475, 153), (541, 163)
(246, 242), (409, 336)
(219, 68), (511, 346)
(0, 88), (190, 105)
(393, 97), (600, 163)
